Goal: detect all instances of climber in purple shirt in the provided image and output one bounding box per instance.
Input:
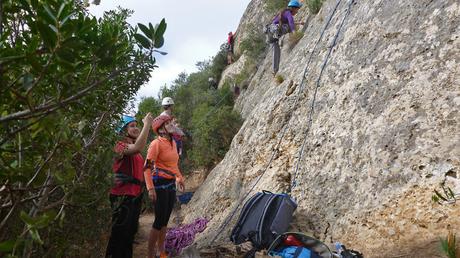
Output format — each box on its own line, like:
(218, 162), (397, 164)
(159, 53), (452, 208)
(272, 7), (296, 33)
(267, 0), (304, 75)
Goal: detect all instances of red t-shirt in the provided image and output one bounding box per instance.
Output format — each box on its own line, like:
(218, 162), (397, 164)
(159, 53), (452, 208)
(110, 141), (144, 197)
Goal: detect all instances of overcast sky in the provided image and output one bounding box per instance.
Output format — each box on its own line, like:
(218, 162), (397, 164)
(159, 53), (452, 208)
(89, 0), (251, 101)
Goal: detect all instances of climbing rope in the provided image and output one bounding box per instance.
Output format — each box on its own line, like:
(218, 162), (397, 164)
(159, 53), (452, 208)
(209, 0), (347, 246)
(165, 217), (209, 255)
(291, 0), (355, 194)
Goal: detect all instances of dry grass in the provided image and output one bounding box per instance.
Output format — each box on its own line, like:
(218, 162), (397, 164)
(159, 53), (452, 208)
(288, 31), (305, 50)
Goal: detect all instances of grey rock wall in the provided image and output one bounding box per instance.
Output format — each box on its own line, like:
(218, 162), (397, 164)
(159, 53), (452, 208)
(183, 0), (460, 257)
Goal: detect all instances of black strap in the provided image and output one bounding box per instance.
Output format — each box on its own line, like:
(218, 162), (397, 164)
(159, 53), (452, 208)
(243, 247), (257, 258)
(114, 173), (142, 185)
(154, 167), (177, 178)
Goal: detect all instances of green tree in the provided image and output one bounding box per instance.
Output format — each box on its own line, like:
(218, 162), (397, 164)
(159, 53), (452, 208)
(190, 102), (242, 169)
(136, 97), (162, 121)
(0, 0), (166, 256)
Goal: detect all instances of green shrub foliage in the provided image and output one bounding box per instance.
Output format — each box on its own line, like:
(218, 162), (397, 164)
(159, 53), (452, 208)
(307, 0), (325, 14)
(239, 25), (267, 60)
(264, 0), (289, 14)
(0, 0), (166, 256)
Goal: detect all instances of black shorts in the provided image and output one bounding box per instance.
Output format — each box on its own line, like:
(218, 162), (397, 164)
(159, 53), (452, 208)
(152, 178), (176, 229)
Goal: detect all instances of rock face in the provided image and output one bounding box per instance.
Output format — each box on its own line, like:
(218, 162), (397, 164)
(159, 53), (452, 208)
(217, 54), (248, 89)
(183, 0), (460, 257)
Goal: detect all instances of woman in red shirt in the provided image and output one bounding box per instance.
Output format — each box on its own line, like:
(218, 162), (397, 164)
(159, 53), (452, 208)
(106, 113), (153, 258)
(144, 115), (185, 258)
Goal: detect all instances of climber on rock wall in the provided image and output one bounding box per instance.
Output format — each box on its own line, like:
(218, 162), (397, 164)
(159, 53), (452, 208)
(265, 0), (305, 76)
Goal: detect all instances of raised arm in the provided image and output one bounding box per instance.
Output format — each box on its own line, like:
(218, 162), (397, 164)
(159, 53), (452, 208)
(123, 113), (153, 155)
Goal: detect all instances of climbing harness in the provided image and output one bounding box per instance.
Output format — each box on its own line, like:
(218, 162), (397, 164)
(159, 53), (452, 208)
(209, 0), (355, 246)
(152, 167), (177, 190)
(291, 0), (356, 196)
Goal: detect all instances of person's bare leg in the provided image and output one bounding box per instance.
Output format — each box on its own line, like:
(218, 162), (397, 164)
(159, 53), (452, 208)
(158, 226), (168, 256)
(147, 228), (160, 258)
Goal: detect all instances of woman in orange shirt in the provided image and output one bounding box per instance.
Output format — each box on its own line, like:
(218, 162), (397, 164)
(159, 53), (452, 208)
(144, 115), (185, 258)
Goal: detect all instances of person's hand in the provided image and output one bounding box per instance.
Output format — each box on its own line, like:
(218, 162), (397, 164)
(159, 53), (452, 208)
(142, 112), (154, 126)
(176, 181), (185, 192)
(148, 189), (157, 203)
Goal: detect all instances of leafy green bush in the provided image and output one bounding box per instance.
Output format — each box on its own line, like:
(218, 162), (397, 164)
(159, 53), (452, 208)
(211, 46), (229, 81)
(190, 102), (242, 169)
(239, 25), (267, 60)
(265, 0), (289, 14)
(0, 0), (166, 256)
(307, 0), (325, 14)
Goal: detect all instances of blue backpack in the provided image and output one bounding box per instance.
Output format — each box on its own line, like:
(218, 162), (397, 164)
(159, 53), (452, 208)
(270, 246), (321, 258)
(267, 232), (332, 258)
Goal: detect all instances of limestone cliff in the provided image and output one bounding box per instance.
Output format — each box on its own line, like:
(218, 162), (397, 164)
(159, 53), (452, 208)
(183, 0), (460, 257)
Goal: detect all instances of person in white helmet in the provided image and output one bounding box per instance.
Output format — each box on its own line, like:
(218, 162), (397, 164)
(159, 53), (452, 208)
(159, 97), (185, 152)
(160, 97), (174, 116)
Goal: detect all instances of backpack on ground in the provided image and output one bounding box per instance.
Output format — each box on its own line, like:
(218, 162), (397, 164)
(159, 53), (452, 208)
(268, 232), (364, 258)
(230, 191), (297, 258)
(268, 232), (332, 258)
(270, 246), (321, 258)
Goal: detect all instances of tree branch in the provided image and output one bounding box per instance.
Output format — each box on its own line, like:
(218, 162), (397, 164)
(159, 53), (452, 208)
(29, 171), (52, 216)
(40, 194), (66, 211)
(0, 64), (141, 123)
(25, 50), (55, 97)
(26, 141), (59, 187)
(0, 113), (47, 146)
(0, 0), (3, 36)
(1, 192), (46, 209)
(0, 0), (4, 77)
(0, 184), (18, 232)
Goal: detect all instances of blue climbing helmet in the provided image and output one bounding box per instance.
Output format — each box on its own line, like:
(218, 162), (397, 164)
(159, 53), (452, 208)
(117, 115), (136, 133)
(288, 0), (302, 8)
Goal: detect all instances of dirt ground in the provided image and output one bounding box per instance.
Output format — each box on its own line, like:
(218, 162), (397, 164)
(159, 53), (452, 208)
(133, 213), (153, 257)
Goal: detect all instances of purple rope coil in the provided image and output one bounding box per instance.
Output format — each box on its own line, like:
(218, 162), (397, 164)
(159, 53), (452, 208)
(165, 217), (209, 255)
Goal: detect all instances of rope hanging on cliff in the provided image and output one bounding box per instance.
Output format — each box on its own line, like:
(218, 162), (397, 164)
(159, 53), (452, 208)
(291, 0), (356, 194)
(209, 0), (347, 246)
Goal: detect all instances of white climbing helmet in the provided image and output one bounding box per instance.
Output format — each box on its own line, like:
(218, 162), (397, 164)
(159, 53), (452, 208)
(162, 97), (174, 106)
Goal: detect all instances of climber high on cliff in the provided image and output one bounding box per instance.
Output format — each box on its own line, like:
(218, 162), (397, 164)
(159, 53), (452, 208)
(265, 0), (304, 75)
